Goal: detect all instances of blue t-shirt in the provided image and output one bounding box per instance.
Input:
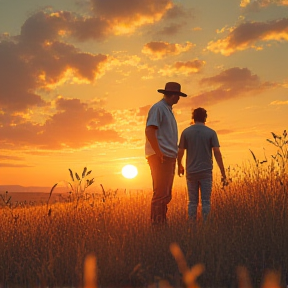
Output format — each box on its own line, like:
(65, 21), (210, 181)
(145, 99), (178, 158)
(178, 123), (220, 174)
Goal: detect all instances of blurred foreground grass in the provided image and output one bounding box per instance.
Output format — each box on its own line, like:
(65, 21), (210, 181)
(0, 161), (287, 288)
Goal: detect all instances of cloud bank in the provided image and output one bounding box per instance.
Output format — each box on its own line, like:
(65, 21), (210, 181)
(0, 97), (124, 150)
(142, 41), (194, 59)
(183, 67), (279, 107)
(1, 0), (182, 150)
(240, 0), (288, 10)
(207, 18), (288, 55)
(159, 60), (205, 76)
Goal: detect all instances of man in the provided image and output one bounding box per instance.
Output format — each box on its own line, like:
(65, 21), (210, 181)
(177, 107), (226, 221)
(145, 82), (187, 224)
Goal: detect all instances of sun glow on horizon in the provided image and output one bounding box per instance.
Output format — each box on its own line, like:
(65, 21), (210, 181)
(121, 164), (138, 179)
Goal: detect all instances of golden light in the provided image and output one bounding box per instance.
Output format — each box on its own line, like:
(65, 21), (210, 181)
(121, 165), (138, 179)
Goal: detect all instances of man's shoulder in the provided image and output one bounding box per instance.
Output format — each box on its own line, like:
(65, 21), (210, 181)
(182, 124), (216, 134)
(203, 125), (216, 132)
(150, 100), (173, 117)
(182, 125), (193, 132)
(181, 125), (196, 132)
(180, 125), (194, 137)
(149, 99), (165, 111)
(152, 99), (164, 106)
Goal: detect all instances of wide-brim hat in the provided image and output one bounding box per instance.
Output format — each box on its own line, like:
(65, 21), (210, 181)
(157, 82), (187, 97)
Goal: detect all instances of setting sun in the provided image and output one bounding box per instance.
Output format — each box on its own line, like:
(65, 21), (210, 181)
(122, 165), (138, 179)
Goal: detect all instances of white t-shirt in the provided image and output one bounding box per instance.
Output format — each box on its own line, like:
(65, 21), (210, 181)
(145, 99), (178, 158)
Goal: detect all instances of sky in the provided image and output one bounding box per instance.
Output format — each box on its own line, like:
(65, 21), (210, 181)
(0, 0), (287, 191)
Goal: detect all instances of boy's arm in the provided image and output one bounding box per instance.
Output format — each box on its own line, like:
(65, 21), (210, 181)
(213, 147), (226, 180)
(177, 148), (185, 177)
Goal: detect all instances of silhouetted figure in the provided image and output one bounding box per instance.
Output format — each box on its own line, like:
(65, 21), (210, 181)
(145, 82), (187, 224)
(178, 107), (227, 221)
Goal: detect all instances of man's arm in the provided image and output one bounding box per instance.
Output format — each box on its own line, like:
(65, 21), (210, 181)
(177, 148), (185, 177)
(213, 147), (226, 180)
(145, 125), (164, 162)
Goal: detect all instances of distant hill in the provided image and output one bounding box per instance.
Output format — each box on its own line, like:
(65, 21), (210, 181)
(0, 185), (68, 193)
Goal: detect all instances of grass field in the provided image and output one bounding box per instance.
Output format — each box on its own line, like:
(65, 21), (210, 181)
(0, 161), (287, 288)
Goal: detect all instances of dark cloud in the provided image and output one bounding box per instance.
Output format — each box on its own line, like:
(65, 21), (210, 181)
(241, 0), (288, 11)
(70, 17), (110, 41)
(144, 3), (190, 37)
(19, 11), (70, 44)
(181, 67), (278, 107)
(0, 40), (46, 112)
(91, 0), (172, 20)
(19, 10), (111, 42)
(163, 4), (188, 19)
(17, 1), (176, 43)
(0, 4), (179, 113)
(207, 18), (288, 55)
(0, 16), (109, 113)
(200, 67), (260, 88)
(1, 3), (174, 151)
(155, 23), (186, 36)
(0, 2), (187, 151)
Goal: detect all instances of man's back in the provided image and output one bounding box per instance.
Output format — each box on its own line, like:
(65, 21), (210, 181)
(179, 123), (219, 174)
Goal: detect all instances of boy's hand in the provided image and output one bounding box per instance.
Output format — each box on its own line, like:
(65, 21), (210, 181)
(178, 164), (184, 177)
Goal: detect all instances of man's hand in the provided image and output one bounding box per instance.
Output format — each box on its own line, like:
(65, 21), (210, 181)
(145, 125), (164, 163)
(178, 164), (184, 177)
(156, 151), (164, 163)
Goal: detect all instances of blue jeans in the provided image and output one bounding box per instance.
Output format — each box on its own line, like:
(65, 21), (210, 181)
(186, 171), (212, 220)
(148, 154), (176, 223)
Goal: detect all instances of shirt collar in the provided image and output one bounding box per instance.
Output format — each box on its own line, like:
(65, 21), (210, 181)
(161, 98), (172, 109)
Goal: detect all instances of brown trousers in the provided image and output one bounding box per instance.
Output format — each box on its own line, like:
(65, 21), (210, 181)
(147, 154), (176, 223)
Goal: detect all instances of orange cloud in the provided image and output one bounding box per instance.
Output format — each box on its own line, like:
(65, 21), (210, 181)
(0, 2), (190, 154)
(181, 67), (278, 107)
(270, 100), (288, 105)
(0, 98), (124, 150)
(0, 163), (33, 168)
(0, 2), (185, 114)
(1, 3), (182, 113)
(217, 129), (234, 135)
(192, 27), (202, 31)
(0, 155), (24, 161)
(159, 60), (205, 76)
(240, 0), (288, 10)
(90, 0), (173, 34)
(19, 1), (176, 43)
(0, 26), (109, 113)
(142, 41), (194, 59)
(207, 18), (288, 55)
(137, 105), (151, 117)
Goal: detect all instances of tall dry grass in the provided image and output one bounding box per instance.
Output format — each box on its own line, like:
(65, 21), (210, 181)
(0, 161), (287, 288)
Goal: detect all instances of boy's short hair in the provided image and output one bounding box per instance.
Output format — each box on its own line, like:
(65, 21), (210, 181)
(192, 107), (207, 122)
